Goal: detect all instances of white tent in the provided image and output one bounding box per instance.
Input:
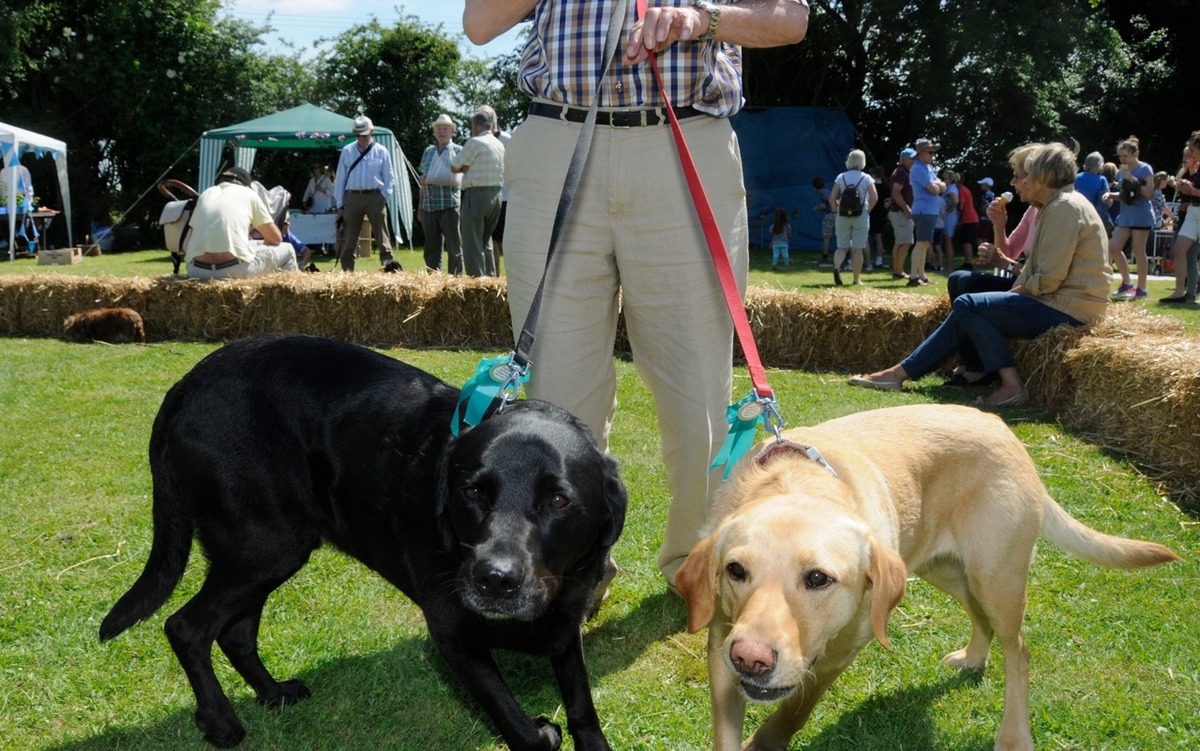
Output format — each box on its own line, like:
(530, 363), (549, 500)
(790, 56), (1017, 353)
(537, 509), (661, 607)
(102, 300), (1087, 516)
(1, 122), (73, 261)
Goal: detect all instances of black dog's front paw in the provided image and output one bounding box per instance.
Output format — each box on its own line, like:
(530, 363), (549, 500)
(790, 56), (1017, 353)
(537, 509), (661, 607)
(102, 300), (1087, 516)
(256, 679), (312, 708)
(195, 707), (246, 748)
(533, 716), (563, 750)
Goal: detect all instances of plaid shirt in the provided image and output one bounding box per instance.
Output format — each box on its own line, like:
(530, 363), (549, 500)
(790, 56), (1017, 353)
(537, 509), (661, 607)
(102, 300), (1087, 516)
(419, 143), (461, 212)
(518, 0), (803, 116)
(452, 133), (505, 189)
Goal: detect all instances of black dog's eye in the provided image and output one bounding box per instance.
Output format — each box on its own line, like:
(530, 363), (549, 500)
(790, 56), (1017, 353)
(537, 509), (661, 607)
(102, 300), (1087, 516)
(804, 569), (835, 589)
(461, 486), (482, 502)
(547, 493), (569, 511)
(725, 561), (748, 582)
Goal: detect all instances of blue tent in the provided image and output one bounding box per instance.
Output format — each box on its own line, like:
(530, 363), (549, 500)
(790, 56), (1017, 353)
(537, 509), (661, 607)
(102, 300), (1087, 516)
(731, 107), (855, 251)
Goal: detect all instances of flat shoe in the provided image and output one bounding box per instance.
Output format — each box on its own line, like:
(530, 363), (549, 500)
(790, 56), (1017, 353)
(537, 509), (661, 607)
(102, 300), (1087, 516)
(849, 374), (904, 392)
(1160, 295), (1188, 304)
(975, 390), (1028, 407)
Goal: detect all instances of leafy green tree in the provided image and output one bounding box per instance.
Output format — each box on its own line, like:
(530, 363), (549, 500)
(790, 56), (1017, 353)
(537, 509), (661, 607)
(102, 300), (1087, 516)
(315, 17), (461, 177)
(449, 52), (528, 133)
(2, 0), (316, 243)
(742, 0), (1192, 182)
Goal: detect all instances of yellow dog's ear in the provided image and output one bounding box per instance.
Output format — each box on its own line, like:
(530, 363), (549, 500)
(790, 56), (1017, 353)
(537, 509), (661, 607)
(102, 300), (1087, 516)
(675, 535), (717, 633)
(867, 539), (907, 649)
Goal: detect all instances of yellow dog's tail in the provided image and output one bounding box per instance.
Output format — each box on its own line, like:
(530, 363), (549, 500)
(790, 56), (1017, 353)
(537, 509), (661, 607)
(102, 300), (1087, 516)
(1041, 496), (1181, 569)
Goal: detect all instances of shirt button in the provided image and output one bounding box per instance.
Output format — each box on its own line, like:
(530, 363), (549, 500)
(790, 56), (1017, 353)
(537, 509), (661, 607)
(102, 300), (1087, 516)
(615, 82), (623, 91)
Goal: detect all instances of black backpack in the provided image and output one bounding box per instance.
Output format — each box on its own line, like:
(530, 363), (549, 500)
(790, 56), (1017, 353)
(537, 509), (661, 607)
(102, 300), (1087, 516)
(839, 175), (867, 217)
(1119, 177), (1140, 205)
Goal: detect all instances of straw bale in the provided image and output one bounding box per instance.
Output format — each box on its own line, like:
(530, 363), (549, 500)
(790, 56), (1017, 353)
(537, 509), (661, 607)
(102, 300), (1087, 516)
(0, 275), (156, 336)
(1012, 305), (1190, 412)
(1058, 329), (1200, 501)
(0, 273), (515, 349)
(744, 287), (947, 371)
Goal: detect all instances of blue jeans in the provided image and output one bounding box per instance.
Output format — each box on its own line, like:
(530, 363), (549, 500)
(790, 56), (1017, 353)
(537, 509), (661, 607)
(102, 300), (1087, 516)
(901, 291), (1083, 379)
(947, 269), (1015, 301)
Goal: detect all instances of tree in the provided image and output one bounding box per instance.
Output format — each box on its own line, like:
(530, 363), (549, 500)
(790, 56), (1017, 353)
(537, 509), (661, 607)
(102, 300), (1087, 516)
(449, 53), (527, 133)
(742, 0), (1191, 183)
(315, 18), (462, 176)
(1, 0), (316, 243)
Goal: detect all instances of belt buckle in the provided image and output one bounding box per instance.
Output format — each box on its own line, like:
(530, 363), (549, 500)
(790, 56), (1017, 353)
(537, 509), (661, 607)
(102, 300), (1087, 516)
(610, 109), (647, 129)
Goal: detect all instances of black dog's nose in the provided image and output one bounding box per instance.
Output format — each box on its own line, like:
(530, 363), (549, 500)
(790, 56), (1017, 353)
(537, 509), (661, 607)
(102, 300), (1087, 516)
(472, 560), (522, 597)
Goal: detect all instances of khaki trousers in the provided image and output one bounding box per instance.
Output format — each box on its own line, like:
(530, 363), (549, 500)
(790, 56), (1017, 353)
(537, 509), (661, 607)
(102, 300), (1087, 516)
(340, 190), (392, 270)
(504, 113), (748, 584)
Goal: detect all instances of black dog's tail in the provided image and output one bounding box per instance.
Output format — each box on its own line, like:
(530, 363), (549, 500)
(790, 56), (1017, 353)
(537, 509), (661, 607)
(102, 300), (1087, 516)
(99, 442), (193, 641)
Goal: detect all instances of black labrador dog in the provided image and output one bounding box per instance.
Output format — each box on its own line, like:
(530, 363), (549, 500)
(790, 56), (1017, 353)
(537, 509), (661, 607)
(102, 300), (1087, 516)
(100, 334), (626, 751)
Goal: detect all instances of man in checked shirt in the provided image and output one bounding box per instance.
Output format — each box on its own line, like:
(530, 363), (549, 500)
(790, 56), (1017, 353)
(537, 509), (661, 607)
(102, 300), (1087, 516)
(463, 0), (809, 597)
(453, 108), (507, 277)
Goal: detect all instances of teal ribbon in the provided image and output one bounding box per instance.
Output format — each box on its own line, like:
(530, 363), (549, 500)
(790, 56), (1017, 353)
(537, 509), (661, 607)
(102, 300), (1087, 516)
(451, 354), (530, 436)
(710, 392), (770, 480)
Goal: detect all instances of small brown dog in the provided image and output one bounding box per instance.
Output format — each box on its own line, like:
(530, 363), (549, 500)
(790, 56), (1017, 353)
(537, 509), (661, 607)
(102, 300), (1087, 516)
(63, 307), (146, 344)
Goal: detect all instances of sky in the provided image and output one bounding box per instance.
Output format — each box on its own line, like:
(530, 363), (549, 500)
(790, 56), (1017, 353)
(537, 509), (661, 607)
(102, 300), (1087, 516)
(223, 0), (525, 60)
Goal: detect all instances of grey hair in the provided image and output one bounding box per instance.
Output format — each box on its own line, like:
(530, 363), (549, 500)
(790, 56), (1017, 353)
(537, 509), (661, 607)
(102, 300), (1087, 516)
(1083, 151), (1103, 172)
(1025, 142), (1078, 191)
(473, 106), (497, 131)
(845, 149), (866, 170)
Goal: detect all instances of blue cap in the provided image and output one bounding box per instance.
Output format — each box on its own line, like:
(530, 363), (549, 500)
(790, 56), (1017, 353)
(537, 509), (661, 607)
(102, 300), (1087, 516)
(900, 148), (917, 159)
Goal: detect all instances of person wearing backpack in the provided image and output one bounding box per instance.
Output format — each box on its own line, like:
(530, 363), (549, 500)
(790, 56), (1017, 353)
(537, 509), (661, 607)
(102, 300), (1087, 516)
(829, 149), (879, 285)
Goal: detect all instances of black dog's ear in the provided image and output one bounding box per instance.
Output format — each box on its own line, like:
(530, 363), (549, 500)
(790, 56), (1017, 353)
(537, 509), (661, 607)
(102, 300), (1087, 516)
(434, 435), (459, 554)
(597, 454), (628, 549)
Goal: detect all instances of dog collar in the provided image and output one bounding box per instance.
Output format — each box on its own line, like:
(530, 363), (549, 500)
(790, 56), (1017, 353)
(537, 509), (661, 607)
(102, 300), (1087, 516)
(754, 439), (839, 478)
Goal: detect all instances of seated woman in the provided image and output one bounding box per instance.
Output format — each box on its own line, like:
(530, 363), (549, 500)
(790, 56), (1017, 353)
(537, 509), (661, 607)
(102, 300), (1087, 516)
(849, 142), (1110, 406)
(943, 145), (1044, 386)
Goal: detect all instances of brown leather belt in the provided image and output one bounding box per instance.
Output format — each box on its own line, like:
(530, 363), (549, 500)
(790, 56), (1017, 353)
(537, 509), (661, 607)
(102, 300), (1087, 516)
(529, 101), (705, 128)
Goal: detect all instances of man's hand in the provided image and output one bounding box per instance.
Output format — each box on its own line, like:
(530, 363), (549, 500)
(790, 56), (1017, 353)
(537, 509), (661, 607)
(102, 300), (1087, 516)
(625, 5), (708, 64)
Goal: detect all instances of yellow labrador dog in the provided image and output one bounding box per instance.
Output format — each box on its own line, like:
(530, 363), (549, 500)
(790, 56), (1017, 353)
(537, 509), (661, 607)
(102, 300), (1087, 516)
(677, 404), (1179, 751)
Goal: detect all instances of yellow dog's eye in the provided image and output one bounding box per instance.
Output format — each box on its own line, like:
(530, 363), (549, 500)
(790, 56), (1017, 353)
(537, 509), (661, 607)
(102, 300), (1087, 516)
(804, 570), (834, 589)
(725, 561), (748, 582)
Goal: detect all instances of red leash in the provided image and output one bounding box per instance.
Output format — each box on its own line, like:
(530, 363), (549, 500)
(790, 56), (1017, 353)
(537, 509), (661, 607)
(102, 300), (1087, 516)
(636, 0), (784, 477)
(638, 2), (772, 402)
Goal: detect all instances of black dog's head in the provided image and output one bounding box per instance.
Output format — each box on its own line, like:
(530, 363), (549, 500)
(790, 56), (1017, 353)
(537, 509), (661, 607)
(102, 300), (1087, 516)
(436, 400), (626, 622)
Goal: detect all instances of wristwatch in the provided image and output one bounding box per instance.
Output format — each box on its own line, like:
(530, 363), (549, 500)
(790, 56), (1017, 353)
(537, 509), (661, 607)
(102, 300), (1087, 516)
(692, 0), (722, 42)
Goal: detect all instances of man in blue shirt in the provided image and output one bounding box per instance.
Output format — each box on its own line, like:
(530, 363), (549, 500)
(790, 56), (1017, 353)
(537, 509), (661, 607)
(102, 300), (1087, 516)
(908, 138), (946, 286)
(334, 115), (396, 271)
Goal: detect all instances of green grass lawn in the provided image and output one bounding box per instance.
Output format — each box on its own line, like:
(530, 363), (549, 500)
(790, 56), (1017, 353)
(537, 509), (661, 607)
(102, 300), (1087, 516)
(0, 339), (1196, 750)
(4, 245), (1199, 335)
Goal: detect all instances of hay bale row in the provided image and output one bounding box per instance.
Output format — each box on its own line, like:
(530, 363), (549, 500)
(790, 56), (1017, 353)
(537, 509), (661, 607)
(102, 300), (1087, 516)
(0, 274), (514, 350)
(2, 273), (1197, 500)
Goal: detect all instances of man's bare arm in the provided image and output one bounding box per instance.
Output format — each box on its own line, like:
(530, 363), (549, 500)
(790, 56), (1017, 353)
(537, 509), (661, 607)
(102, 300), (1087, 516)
(464, 0), (539, 45)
